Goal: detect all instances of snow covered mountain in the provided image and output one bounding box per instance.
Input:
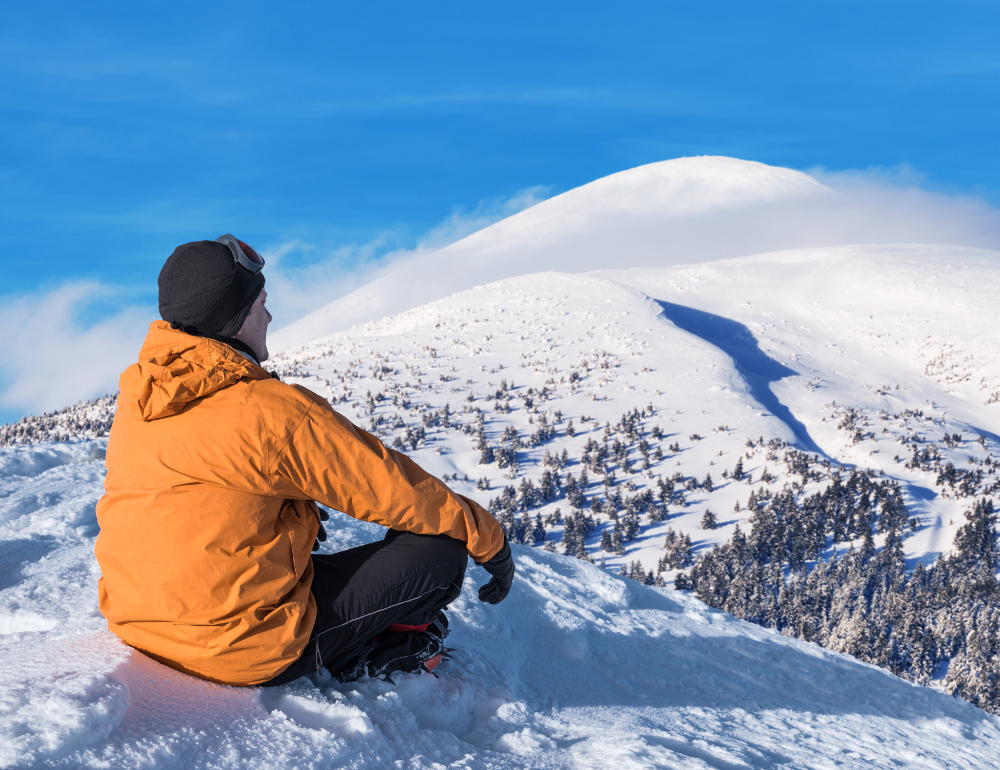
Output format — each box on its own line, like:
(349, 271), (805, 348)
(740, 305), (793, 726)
(3, 157), (1000, 767)
(268, 243), (1000, 574)
(0, 395), (116, 447)
(272, 156), (1000, 351)
(273, 156), (834, 349)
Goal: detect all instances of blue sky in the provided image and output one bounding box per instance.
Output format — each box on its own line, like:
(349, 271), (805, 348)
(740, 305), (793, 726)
(1, 1), (999, 422)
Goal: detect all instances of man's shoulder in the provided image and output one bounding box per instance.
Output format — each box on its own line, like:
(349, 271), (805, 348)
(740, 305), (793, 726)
(244, 378), (333, 425)
(241, 379), (348, 464)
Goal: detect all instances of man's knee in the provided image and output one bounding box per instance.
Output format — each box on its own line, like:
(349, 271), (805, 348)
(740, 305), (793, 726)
(385, 529), (468, 576)
(438, 535), (469, 577)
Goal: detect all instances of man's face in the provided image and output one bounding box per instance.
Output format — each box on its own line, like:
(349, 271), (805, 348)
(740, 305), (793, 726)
(235, 289), (272, 362)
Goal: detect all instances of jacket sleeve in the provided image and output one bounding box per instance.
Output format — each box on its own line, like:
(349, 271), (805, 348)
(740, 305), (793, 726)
(268, 387), (505, 563)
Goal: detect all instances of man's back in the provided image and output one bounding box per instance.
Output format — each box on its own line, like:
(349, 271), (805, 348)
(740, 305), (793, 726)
(96, 321), (320, 685)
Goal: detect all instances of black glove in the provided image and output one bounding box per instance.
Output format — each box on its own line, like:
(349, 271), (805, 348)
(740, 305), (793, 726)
(476, 536), (514, 604)
(312, 506), (330, 552)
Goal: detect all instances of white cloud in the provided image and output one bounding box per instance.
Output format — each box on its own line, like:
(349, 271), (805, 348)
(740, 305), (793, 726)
(804, 165), (1000, 248)
(0, 283), (152, 418)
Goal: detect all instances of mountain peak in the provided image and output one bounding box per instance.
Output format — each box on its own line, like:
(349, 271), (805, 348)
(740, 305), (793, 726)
(273, 156), (835, 352)
(524, 155), (828, 219)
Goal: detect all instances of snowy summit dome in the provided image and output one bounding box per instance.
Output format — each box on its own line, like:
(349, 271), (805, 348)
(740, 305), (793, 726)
(272, 157), (832, 351)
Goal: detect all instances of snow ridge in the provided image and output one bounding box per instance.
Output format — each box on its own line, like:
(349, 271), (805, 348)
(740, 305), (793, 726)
(0, 394), (116, 447)
(271, 157), (835, 350)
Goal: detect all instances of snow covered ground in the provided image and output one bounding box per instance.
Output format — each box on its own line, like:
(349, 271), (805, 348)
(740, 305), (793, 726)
(2, 440), (999, 768)
(3, 157), (1000, 767)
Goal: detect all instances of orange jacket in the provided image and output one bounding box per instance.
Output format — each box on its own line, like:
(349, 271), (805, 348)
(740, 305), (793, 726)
(95, 321), (503, 686)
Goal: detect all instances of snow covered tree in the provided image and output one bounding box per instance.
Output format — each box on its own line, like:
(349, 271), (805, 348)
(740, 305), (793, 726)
(540, 469), (556, 502)
(613, 520), (625, 555)
(532, 514), (547, 545)
(518, 478), (538, 510)
(952, 498), (999, 574)
(622, 508), (641, 542)
(564, 474), (584, 509)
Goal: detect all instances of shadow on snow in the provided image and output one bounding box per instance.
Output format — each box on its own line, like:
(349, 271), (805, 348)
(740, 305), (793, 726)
(654, 300), (825, 457)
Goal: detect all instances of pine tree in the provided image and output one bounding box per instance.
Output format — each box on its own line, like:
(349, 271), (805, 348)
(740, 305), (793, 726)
(701, 509), (718, 530)
(539, 469), (556, 502)
(622, 508), (641, 542)
(953, 498), (999, 573)
(532, 514), (547, 545)
(565, 474), (584, 509)
(613, 520), (625, 555)
(679, 534), (694, 567)
(562, 515), (577, 552)
(518, 478), (537, 510)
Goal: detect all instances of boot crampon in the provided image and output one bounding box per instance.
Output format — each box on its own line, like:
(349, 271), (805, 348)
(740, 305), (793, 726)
(332, 611), (454, 684)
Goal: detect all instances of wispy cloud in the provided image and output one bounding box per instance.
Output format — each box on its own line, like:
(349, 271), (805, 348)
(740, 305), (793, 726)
(261, 187), (548, 330)
(804, 165), (1000, 247)
(0, 282), (153, 419)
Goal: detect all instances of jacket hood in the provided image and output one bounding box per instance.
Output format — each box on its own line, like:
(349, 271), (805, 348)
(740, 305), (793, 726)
(121, 321), (270, 421)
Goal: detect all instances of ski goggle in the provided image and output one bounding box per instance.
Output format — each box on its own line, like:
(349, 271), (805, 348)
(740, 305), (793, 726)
(215, 234), (265, 274)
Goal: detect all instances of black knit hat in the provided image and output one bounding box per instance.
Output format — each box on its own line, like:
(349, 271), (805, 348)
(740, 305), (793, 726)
(158, 240), (265, 338)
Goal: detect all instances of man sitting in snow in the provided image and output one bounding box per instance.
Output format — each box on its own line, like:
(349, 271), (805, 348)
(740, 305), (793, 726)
(94, 235), (514, 686)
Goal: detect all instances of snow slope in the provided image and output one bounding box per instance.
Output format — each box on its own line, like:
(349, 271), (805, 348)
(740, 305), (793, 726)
(2, 442), (999, 769)
(263, 244), (1000, 578)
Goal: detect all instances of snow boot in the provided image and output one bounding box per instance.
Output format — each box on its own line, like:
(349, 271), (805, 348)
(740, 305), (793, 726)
(334, 611), (453, 683)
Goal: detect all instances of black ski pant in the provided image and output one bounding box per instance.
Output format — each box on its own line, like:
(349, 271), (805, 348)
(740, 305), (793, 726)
(263, 528), (468, 686)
